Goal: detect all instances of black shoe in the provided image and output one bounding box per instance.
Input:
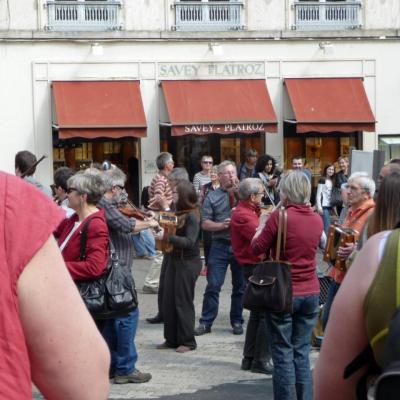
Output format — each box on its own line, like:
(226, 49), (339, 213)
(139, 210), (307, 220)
(146, 315), (163, 324)
(241, 357), (253, 371)
(232, 323), (244, 335)
(251, 359), (273, 375)
(194, 324), (211, 336)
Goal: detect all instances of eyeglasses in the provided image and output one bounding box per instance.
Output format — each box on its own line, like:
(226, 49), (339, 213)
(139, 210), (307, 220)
(66, 188), (78, 194)
(114, 185), (124, 190)
(202, 161), (213, 164)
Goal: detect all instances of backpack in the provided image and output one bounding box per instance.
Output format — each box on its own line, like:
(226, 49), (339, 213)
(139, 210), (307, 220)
(344, 232), (400, 400)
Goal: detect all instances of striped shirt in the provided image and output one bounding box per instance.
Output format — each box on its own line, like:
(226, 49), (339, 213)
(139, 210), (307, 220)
(148, 172), (173, 211)
(193, 171), (211, 193)
(98, 197), (136, 270)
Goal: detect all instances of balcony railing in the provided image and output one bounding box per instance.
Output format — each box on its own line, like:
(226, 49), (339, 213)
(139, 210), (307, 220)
(46, 1), (122, 31)
(293, 1), (362, 30)
(173, 1), (244, 31)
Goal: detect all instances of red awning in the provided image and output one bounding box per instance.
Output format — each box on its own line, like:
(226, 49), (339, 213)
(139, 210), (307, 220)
(161, 80), (277, 136)
(52, 80), (147, 139)
(284, 78), (375, 133)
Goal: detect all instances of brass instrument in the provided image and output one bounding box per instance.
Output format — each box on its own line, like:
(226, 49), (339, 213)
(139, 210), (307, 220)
(323, 224), (358, 272)
(155, 211), (178, 253)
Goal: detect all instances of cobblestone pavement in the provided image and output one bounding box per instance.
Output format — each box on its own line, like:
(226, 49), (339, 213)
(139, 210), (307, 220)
(33, 254), (324, 399)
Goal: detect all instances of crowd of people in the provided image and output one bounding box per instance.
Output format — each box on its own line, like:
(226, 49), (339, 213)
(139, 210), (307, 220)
(3, 148), (400, 399)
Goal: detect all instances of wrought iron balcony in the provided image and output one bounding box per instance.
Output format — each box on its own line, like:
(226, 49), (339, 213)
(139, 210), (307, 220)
(293, 1), (362, 30)
(46, 1), (122, 31)
(173, 1), (244, 31)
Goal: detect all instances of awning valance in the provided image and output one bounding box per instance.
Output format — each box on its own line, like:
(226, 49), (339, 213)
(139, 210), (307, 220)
(52, 80), (147, 139)
(160, 79), (278, 136)
(284, 78), (375, 133)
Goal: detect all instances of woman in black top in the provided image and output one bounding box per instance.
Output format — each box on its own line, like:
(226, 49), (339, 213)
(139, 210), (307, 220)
(255, 154), (280, 206)
(335, 156), (349, 214)
(157, 181), (202, 353)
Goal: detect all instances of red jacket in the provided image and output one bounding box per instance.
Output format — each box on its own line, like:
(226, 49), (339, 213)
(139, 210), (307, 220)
(54, 209), (109, 281)
(230, 200), (264, 266)
(251, 204), (323, 297)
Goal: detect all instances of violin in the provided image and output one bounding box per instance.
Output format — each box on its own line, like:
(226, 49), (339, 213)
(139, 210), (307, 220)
(118, 199), (152, 221)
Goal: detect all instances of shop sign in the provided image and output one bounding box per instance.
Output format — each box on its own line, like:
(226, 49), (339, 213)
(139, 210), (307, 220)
(158, 62), (265, 79)
(173, 123), (267, 136)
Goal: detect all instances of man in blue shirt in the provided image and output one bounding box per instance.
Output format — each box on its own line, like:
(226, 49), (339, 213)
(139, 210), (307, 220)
(195, 161), (246, 336)
(292, 155), (312, 181)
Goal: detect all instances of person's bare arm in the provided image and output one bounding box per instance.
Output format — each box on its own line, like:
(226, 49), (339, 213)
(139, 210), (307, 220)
(314, 232), (387, 400)
(17, 236), (110, 400)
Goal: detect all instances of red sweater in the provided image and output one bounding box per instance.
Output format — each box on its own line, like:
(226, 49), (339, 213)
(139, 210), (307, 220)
(54, 209), (109, 281)
(231, 200), (264, 266)
(251, 204), (323, 296)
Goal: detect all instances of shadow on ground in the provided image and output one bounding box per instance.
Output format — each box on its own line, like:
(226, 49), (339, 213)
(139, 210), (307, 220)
(114, 379), (272, 400)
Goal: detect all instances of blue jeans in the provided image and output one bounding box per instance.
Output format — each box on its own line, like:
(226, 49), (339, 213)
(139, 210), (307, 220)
(322, 280), (340, 331)
(102, 308), (139, 376)
(322, 207), (332, 235)
(132, 229), (156, 258)
(322, 207), (332, 236)
(268, 295), (319, 400)
(199, 241), (245, 327)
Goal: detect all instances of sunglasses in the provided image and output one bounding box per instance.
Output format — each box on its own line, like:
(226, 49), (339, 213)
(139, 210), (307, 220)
(114, 185), (125, 190)
(202, 161), (213, 164)
(66, 188), (78, 194)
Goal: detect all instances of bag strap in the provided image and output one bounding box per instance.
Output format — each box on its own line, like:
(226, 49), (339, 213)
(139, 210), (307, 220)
(276, 208), (286, 261)
(79, 218), (93, 261)
(283, 208), (288, 254)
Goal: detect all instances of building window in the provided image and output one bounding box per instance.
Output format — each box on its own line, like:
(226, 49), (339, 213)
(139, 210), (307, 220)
(46, 0), (122, 31)
(292, 0), (362, 30)
(173, 0), (244, 31)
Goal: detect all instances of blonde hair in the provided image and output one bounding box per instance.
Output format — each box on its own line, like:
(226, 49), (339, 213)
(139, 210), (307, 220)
(278, 170), (311, 205)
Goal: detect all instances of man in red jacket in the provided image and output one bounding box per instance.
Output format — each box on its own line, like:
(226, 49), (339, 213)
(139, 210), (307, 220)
(230, 178), (273, 375)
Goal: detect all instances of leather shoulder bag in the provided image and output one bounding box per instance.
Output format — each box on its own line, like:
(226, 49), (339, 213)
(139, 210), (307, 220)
(76, 219), (138, 320)
(243, 208), (293, 314)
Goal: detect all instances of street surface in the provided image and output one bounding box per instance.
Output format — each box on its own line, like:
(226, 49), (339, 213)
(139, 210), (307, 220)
(33, 255), (322, 399)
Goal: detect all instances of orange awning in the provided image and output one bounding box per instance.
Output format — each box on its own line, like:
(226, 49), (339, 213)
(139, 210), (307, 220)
(52, 80), (147, 139)
(284, 78), (375, 133)
(161, 80), (277, 136)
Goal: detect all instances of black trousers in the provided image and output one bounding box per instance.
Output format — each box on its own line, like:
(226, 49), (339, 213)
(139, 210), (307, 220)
(157, 256), (167, 320)
(163, 254), (202, 348)
(243, 265), (272, 361)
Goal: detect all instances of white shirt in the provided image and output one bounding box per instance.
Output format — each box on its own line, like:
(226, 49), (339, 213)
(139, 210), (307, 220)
(316, 179), (333, 211)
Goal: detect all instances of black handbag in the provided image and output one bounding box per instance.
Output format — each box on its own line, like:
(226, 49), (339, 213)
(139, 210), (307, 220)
(243, 208), (292, 314)
(76, 219), (138, 320)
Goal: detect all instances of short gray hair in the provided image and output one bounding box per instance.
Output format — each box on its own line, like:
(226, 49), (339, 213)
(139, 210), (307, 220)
(279, 170), (311, 205)
(348, 172), (375, 198)
(217, 160), (236, 174)
(102, 167), (126, 191)
(67, 171), (106, 205)
(156, 152), (173, 170)
(168, 167), (189, 183)
(238, 178), (263, 200)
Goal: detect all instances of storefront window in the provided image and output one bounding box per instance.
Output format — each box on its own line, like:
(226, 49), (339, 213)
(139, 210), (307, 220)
(284, 132), (358, 186)
(53, 138), (141, 204)
(160, 128), (265, 179)
(378, 136), (400, 162)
